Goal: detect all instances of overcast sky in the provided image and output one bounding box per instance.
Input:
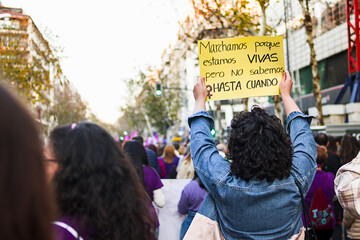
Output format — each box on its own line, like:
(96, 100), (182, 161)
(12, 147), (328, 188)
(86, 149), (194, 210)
(2, 0), (190, 123)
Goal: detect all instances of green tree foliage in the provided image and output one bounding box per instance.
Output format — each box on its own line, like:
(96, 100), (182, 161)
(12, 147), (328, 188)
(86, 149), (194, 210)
(121, 70), (182, 136)
(190, 0), (260, 39)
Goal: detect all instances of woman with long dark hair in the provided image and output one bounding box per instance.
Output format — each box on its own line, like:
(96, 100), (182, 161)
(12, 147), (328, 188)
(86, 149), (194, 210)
(46, 123), (155, 240)
(0, 83), (55, 240)
(123, 140), (165, 238)
(339, 134), (360, 165)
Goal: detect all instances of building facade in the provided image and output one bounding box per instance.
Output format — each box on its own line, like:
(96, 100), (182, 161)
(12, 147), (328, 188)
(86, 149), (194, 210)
(0, 4), (64, 133)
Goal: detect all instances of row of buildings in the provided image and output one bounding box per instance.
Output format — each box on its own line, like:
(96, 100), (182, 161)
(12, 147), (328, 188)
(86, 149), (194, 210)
(0, 2), (78, 135)
(153, 0), (359, 143)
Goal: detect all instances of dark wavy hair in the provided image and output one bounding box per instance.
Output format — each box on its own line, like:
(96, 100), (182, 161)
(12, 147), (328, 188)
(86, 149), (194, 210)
(327, 135), (338, 154)
(339, 134), (360, 164)
(0, 83), (55, 240)
(49, 123), (155, 240)
(123, 140), (149, 188)
(227, 106), (293, 182)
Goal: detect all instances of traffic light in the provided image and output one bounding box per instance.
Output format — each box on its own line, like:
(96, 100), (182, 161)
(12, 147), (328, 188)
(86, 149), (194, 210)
(211, 128), (216, 137)
(155, 83), (162, 96)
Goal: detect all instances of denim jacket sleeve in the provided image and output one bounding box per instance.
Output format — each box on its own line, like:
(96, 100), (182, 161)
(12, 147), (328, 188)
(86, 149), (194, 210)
(286, 111), (317, 194)
(188, 111), (230, 193)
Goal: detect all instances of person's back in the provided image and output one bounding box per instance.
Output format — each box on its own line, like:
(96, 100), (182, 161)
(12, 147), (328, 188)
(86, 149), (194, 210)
(146, 148), (161, 175)
(122, 140), (165, 238)
(322, 151), (341, 176)
(304, 146), (335, 239)
(132, 136), (161, 175)
(160, 145), (180, 178)
(186, 72), (317, 239)
(178, 176), (208, 239)
(177, 153), (195, 179)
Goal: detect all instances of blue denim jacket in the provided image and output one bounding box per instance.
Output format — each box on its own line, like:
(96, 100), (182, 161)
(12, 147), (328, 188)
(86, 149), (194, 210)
(188, 111), (317, 240)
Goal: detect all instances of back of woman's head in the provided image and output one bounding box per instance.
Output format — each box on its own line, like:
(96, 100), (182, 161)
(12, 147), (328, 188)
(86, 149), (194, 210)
(227, 106), (293, 182)
(147, 144), (158, 156)
(327, 135), (337, 153)
(50, 123), (155, 240)
(0, 83), (54, 240)
(339, 134), (360, 164)
(163, 145), (176, 163)
(317, 146), (328, 165)
(124, 140), (149, 166)
(123, 140), (148, 188)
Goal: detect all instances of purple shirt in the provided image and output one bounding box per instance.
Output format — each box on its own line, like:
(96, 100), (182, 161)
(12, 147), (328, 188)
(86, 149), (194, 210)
(143, 166), (163, 200)
(304, 167), (336, 228)
(143, 166), (163, 227)
(178, 180), (208, 215)
(159, 157), (179, 178)
(53, 216), (91, 240)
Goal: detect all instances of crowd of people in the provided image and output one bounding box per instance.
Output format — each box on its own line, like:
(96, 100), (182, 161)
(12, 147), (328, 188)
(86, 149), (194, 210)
(1, 71), (360, 240)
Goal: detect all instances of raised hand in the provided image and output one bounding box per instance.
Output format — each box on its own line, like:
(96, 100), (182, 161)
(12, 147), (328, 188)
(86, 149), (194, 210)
(193, 77), (207, 112)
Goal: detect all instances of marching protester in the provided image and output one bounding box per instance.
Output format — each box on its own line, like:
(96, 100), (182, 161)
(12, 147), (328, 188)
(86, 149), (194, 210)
(178, 172), (208, 240)
(159, 145), (180, 179)
(45, 123), (156, 240)
(133, 136), (161, 175)
(185, 72), (317, 239)
(303, 146), (335, 240)
(123, 140), (165, 238)
(0, 83), (55, 240)
(314, 133), (342, 240)
(176, 150), (195, 179)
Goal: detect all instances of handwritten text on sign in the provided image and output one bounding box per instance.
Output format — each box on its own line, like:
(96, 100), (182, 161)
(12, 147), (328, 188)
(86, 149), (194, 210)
(198, 36), (285, 101)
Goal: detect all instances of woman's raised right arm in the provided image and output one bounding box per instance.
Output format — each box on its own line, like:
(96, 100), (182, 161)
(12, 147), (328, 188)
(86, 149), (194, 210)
(280, 71), (301, 117)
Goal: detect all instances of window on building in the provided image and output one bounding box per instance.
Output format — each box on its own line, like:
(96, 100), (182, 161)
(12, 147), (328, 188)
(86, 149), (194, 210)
(299, 50), (348, 95)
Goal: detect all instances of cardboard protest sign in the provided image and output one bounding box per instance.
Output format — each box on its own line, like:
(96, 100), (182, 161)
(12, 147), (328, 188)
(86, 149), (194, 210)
(198, 36), (284, 101)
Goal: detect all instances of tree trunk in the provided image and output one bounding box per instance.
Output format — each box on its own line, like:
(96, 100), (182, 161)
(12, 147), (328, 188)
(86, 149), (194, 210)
(272, 95), (283, 122)
(242, 98), (249, 112)
(299, 0), (324, 126)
